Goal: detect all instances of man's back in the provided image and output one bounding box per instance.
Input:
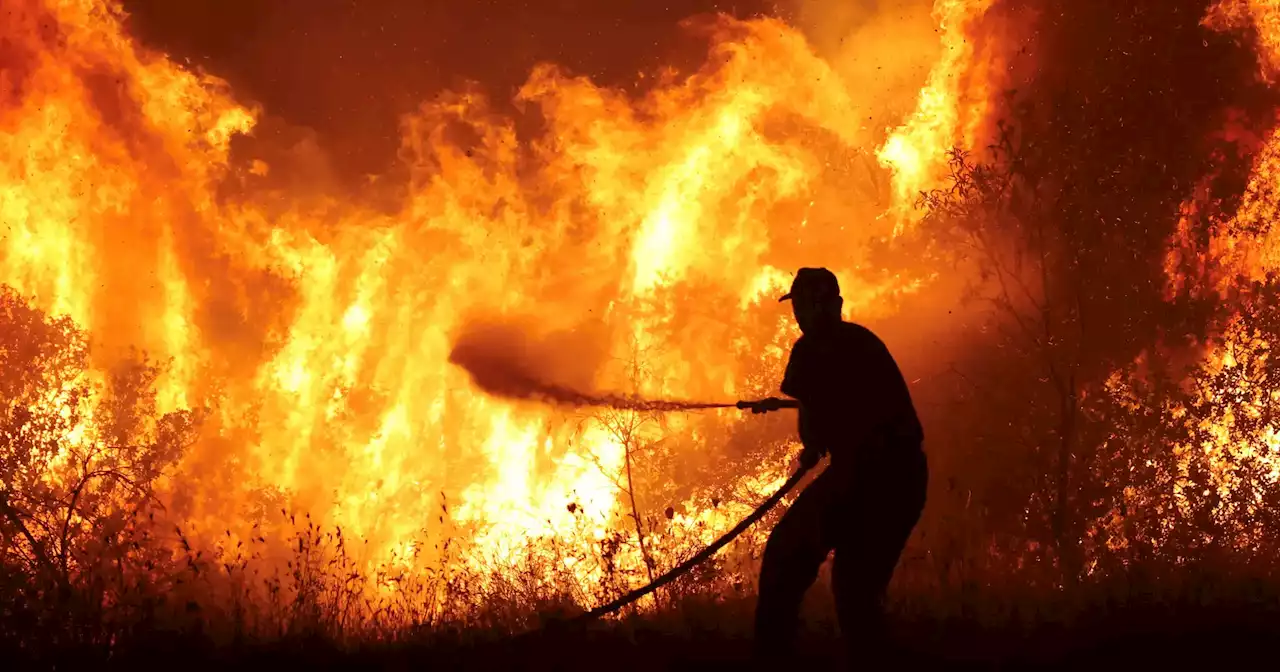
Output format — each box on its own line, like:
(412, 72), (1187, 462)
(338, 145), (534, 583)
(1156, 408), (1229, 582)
(779, 321), (923, 464)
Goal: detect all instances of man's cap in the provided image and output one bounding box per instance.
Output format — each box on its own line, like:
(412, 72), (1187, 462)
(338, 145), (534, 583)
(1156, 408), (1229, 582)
(778, 267), (840, 302)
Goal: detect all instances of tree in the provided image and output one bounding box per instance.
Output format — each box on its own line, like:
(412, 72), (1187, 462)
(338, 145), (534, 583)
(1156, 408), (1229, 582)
(916, 119), (1089, 576)
(913, 92), (1264, 578)
(577, 339), (666, 607)
(0, 287), (199, 620)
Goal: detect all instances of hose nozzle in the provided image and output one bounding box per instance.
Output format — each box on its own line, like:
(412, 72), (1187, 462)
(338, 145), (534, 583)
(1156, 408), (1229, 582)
(737, 398), (791, 414)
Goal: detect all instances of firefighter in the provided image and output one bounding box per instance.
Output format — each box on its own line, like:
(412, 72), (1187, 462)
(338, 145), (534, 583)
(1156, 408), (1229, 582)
(750, 267), (928, 663)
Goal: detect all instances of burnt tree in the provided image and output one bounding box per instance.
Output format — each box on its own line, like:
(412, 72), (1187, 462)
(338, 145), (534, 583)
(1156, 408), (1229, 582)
(918, 122), (1089, 575)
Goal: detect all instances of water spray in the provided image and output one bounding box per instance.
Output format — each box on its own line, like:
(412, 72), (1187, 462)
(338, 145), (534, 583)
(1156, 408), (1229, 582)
(451, 341), (805, 627)
(447, 321), (790, 413)
(451, 359), (785, 414)
(449, 322), (806, 633)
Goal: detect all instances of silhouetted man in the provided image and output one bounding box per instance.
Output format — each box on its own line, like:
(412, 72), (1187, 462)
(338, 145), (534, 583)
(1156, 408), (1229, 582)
(750, 267), (928, 664)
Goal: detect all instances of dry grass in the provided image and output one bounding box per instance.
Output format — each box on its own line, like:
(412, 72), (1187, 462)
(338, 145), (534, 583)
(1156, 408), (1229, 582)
(3, 504), (1280, 671)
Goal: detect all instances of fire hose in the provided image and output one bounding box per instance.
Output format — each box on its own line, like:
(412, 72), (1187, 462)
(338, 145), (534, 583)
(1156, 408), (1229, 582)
(495, 398), (805, 646)
(568, 460), (810, 625)
(554, 398), (807, 625)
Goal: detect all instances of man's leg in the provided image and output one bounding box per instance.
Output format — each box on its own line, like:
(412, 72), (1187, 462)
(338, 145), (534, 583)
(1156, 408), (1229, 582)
(830, 533), (901, 664)
(753, 474), (837, 661)
(831, 451), (927, 663)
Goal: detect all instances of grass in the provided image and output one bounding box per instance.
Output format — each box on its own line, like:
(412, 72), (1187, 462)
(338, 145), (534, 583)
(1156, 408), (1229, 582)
(5, 484), (1280, 671)
(43, 583), (1280, 670)
(8, 522), (1280, 672)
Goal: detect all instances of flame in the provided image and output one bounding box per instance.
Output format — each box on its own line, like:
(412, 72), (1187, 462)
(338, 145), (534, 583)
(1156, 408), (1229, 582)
(877, 0), (1001, 224)
(1101, 0), (1280, 554)
(1205, 0), (1280, 82)
(2, 0), (968, 616)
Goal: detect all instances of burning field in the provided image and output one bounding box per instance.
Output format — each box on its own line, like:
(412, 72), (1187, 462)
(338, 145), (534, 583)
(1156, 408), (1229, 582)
(6, 0), (1280, 667)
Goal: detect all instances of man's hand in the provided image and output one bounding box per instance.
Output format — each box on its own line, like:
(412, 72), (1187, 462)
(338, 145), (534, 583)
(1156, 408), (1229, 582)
(744, 397), (787, 414)
(798, 445), (824, 470)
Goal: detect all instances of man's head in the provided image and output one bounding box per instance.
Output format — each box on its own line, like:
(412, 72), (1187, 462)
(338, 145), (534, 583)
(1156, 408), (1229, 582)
(778, 267), (843, 335)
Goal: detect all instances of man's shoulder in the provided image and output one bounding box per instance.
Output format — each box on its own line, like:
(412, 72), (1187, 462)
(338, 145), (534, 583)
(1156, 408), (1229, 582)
(785, 333), (812, 370)
(839, 320), (871, 336)
(791, 322), (886, 359)
(837, 321), (883, 347)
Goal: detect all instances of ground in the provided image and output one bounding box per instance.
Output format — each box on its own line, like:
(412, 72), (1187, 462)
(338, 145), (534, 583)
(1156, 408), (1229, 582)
(62, 599), (1280, 671)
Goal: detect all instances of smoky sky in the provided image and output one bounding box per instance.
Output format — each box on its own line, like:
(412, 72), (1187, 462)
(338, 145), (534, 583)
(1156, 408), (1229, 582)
(119, 0), (788, 182)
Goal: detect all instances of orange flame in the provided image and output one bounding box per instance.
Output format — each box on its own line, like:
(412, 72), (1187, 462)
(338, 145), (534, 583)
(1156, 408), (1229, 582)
(877, 0), (1000, 226)
(1111, 0), (1280, 552)
(1, 0), (973, 612)
(1205, 0), (1280, 82)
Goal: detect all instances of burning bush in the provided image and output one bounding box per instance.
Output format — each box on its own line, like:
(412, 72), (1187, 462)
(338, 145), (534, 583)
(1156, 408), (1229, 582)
(0, 286), (200, 653)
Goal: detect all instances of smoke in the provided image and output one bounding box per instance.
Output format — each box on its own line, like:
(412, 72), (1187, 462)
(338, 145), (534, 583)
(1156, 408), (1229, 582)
(448, 317), (736, 412)
(788, 0), (939, 121)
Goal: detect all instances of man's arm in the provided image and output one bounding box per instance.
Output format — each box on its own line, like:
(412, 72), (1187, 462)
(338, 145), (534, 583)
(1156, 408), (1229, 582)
(795, 404), (817, 445)
(741, 398), (823, 465)
(778, 337), (825, 468)
(796, 404), (827, 468)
